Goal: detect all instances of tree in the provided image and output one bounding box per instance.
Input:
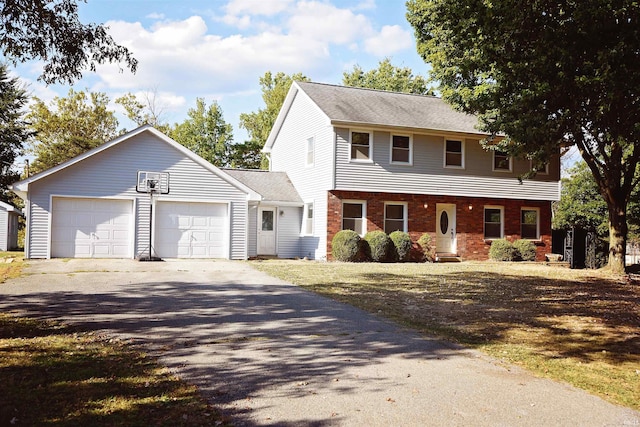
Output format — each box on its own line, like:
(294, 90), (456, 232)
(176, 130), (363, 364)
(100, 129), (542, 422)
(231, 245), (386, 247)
(171, 98), (233, 167)
(0, 64), (31, 202)
(407, 0), (640, 273)
(0, 0), (137, 85)
(27, 89), (118, 173)
(554, 161), (640, 245)
(115, 89), (173, 134)
(238, 71), (310, 169)
(342, 58), (433, 95)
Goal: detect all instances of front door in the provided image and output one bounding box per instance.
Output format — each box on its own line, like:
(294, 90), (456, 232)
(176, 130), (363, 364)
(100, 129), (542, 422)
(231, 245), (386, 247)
(258, 207), (276, 255)
(436, 203), (456, 254)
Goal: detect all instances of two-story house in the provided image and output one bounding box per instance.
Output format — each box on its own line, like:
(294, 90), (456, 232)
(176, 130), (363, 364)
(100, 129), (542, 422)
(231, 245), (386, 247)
(264, 81), (561, 261)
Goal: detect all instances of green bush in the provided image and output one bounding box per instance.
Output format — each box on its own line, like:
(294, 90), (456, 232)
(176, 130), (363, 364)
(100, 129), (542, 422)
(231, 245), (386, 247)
(389, 231), (412, 262)
(514, 239), (537, 261)
(489, 239), (516, 261)
(364, 230), (392, 262)
(417, 233), (435, 262)
(331, 230), (364, 262)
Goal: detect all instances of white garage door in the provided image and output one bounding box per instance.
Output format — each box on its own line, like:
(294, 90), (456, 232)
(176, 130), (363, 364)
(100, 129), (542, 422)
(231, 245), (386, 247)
(155, 201), (228, 258)
(51, 198), (133, 258)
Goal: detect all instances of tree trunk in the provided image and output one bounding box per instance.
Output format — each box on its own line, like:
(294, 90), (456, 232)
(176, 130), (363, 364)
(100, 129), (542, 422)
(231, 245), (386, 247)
(607, 202), (627, 274)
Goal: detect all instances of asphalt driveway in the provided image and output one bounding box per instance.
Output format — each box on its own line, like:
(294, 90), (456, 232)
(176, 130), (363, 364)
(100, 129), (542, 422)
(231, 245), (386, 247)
(1, 259), (638, 426)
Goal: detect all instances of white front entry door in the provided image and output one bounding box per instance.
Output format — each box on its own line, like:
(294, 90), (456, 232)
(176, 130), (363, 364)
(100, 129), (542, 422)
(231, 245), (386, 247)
(257, 207), (276, 255)
(436, 203), (456, 254)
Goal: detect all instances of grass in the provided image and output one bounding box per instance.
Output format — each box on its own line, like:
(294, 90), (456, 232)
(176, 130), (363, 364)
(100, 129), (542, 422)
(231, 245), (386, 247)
(0, 313), (231, 426)
(251, 260), (640, 410)
(0, 251), (24, 283)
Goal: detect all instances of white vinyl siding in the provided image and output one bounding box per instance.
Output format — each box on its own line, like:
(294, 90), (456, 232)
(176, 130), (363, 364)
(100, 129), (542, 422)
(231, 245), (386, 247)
(334, 130), (561, 201)
(270, 88), (334, 259)
(26, 131), (249, 259)
(0, 210), (8, 251)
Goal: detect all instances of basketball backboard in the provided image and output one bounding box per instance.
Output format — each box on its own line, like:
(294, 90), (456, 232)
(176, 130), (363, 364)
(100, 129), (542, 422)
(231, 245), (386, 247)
(136, 171), (170, 194)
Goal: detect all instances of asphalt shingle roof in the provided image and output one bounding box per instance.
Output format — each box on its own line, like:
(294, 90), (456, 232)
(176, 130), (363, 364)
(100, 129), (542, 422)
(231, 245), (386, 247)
(222, 169), (302, 204)
(296, 81), (483, 135)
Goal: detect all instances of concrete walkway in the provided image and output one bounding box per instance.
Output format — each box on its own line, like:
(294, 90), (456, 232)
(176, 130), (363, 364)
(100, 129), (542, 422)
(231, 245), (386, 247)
(1, 259), (638, 426)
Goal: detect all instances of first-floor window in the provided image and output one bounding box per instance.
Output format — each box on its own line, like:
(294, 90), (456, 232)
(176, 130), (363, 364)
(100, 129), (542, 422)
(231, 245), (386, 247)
(521, 208), (540, 239)
(303, 202), (314, 235)
(484, 206), (503, 239)
(342, 201), (366, 235)
(384, 202), (407, 233)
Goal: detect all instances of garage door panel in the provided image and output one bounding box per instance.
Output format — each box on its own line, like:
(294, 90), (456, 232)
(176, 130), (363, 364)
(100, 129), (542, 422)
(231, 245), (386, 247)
(51, 198), (132, 258)
(155, 201), (228, 259)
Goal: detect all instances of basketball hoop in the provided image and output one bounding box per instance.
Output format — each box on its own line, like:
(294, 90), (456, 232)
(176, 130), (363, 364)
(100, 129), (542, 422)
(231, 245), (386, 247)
(136, 171), (170, 261)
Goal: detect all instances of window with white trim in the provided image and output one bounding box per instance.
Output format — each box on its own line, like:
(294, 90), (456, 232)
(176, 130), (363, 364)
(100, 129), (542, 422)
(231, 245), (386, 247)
(302, 202), (314, 235)
(444, 140), (464, 168)
(390, 134), (412, 164)
(350, 130), (372, 161)
(306, 137), (314, 166)
(342, 201), (366, 235)
(384, 202), (407, 233)
(521, 208), (540, 239)
(493, 150), (512, 171)
(484, 206), (504, 239)
(529, 160), (549, 175)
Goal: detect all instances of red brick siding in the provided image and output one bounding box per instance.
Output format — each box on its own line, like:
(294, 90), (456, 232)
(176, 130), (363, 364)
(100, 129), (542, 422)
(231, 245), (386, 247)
(327, 190), (552, 261)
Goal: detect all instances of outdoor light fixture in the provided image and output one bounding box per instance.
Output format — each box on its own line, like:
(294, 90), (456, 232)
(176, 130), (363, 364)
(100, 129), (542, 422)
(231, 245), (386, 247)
(468, 204), (473, 210)
(423, 202), (429, 209)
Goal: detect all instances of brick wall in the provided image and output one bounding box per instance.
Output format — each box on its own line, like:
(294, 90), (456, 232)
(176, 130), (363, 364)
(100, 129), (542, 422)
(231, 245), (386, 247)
(326, 190), (552, 261)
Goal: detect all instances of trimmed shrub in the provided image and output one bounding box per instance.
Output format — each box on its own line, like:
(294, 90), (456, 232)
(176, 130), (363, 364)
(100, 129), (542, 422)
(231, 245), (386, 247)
(364, 230), (392, 262)
(389, 231), (412, 262)
(417, 233), (436, 262)
(332, 230), (363, 262)
(489, 239), (516, 261)
(514, 239), (537, 261)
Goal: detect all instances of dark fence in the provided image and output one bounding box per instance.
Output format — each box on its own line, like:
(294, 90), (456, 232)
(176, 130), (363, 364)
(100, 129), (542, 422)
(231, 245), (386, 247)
(552, 228), (606, 269)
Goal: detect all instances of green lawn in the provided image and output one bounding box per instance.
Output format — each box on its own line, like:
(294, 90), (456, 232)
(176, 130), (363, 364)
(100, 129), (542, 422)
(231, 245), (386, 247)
(252, 259), (640, 410)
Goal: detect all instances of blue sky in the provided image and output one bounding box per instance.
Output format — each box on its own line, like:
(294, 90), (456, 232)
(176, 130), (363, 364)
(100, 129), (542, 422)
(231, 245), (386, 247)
(13, 0), (431, 142)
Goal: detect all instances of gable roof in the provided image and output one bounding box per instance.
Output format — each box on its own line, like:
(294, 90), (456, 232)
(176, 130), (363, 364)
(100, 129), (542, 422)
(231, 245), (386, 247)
(264, 81), (485, 152)
(10, 125), (261, 201)
(222, 169), (302, 205)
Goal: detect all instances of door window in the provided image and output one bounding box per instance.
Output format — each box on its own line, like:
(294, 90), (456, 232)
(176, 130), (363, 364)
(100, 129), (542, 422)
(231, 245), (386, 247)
(262, 210), (274, 231)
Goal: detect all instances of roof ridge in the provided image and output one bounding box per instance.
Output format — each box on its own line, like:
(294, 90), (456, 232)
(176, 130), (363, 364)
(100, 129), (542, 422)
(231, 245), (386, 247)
(297, 80), (442, 100)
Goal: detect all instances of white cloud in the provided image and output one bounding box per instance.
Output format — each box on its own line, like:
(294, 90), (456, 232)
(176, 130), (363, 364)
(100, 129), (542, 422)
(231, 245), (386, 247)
(146, 12), (165, 20)
(225, 0), (294, 16)
(364, 24), (413, 56)
(287, 1), (373, 45)
(354, 0), (376, 10)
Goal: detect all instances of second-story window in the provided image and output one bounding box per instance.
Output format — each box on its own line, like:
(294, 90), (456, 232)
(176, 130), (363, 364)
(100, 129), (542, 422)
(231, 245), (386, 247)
(351, 131), (371, 161)
(391, 135), (412, 164)
(493, 150), (512, 172)
(444, 140), (464, 168)
(306, 136), (314, 166)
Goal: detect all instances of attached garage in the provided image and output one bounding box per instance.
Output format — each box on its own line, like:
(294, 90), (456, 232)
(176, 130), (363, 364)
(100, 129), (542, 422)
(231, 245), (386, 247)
(51, 197), (133, 258)
(154, 201), (228, 259)
(11, 126), (262, 260)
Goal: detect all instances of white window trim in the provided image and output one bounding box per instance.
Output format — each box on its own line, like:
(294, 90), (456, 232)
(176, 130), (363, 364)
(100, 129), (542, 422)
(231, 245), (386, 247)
(301, 201), (314, 236)
(384, 201), (408, 233)
(521, 207), (541, 240)
(483, 205), (504, 240)
(529, 160), (549, 175)
(349, 129), (374, 164)
(305, 136), (314, 167)
(492, 151), (513, 172)
(389, 134), (413, 166)
(443, 139), (465, 169)
(342, 199), (367, 236)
